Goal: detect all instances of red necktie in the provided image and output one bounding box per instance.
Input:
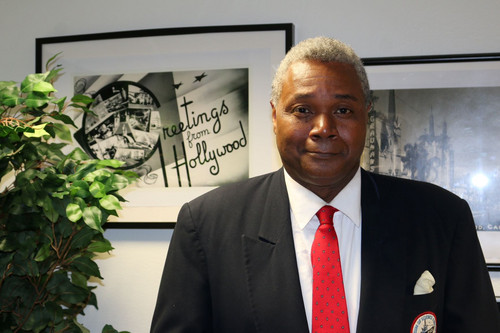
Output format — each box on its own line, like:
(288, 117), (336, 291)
(311, 205), (350, 333)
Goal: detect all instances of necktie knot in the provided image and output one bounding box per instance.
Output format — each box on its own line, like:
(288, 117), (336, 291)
(316, 205), (337, 226)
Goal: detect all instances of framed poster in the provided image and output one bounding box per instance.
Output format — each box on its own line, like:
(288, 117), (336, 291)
(36, 24), (293, 228)
(361, 53), (500, 266)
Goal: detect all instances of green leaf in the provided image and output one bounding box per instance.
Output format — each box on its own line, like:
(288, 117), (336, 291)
(99, 194), (122, 210)
(122, 170), (139, 183)
(71, 94), (93, 105)
(69, 180), (90, 198)
(12, 256), (40, 277)
(0, 144), (15, 158)
(20, 72), (49, 93)
(89, 181), (106, 198)
(82, 206), (104, 232)
(74, 320), (91, 333)
(72, 196), (87, 210)
(67, 147), (90, 161)
(95, 159), (125, 169)
(24, 107), (46, 118)
(32, 81), (56, 94)
(0, 274), (37, 299)
(41, 172), (65, 191)
(0, 80), (17, 90)
(44, 301), (65, 329)
(24, 91), (51, 108)
(58, 150), (90, 175)
(53, 215), (74, 239)
(55, 320), (86, 333)
(54, 96), (67, 110)
(45, 67), (63, 83)
(42, 196), (59, 223)
(66, 203), (83, 222)
(69, 162), (99, 182)
(35, 243), (51, 262)
(88, 290), (98, 309)
(71, 227), (97, 249)
(51, 190), (70, 199)
(47, 195), (68, 219)
(87, 239), (113, 253)
(70, 256), (102, 279)
(21, 304), (51, 332)
(0, 82), (21, 107)
(16, 168), (38, 184)
(25, 116), (41, 126)
(44, 52), (61, 71)
(71, 271), (88, 288)
(105, 174), (131, 192)
(23, 123), (50, 138)
(102, 324), (131, 333)
(52, 122), (72, 142)
(102, 325), (118, 333)
(84, 169), (112, 183)
(51, 112), (77, 127)
(46, 271), (89, 304)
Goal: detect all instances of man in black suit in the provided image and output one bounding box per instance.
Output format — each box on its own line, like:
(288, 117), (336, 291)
(151, 37), (500, 332)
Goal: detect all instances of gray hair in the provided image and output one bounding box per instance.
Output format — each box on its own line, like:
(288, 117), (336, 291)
(271, 37), (371, 107)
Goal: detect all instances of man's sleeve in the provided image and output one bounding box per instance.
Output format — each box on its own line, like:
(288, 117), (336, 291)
(150, 202), (213, 333)
(442, 198), (500, 332)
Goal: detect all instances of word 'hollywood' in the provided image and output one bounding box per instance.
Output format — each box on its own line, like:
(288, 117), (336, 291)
(162, 96), (247, 178)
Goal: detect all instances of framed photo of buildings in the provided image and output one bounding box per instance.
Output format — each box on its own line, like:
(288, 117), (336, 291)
(361, 53), (500, 266)
(36, 24), (293, 228)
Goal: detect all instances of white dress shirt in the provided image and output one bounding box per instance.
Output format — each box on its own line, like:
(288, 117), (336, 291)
(284, 168), (362, 333)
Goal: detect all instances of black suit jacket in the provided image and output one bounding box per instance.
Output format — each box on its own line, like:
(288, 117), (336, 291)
(151, 168), (500, 332)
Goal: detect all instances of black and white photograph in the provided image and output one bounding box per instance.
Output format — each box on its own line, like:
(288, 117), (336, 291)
(74, 68), (249, 188)
(362, 87), (500, 231)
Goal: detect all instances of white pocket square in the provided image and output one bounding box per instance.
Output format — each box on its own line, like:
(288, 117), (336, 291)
(413, 270), (435, 295)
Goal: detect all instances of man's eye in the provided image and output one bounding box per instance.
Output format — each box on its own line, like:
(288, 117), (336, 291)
(335, 108), (352, 115)
(293, 106), (310, 114)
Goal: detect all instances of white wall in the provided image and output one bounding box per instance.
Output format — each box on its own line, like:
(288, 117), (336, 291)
(2, 0), (500, 331)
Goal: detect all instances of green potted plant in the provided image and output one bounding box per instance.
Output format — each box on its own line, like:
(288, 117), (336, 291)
(0, 57), (137, 332)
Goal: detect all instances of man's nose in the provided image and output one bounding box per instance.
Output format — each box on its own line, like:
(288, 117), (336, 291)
(310, 113), (337, 139)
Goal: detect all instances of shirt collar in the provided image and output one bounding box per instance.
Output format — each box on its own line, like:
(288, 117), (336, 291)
(284, 168), (362, 230)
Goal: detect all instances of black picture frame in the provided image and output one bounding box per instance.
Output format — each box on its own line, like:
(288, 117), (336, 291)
(36, 24), (294, 229)
(361, 52), (500, 270)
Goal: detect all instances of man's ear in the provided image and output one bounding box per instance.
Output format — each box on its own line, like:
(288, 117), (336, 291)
(365, 102), (373, 124)
(270, 101), (277, 134)
(366, 102), (373, 113)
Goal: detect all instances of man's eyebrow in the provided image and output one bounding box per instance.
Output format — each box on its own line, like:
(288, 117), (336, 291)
(287, 93), (360, 103)
(334, 94), (359, 101)
(290, 93), (314, 100)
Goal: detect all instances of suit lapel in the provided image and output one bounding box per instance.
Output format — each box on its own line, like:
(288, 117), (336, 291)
(241, 169), (309, 332)
(356, 170), (409, 332)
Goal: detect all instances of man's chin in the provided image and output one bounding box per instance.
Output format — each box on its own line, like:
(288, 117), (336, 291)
(299, 166), (358, 187)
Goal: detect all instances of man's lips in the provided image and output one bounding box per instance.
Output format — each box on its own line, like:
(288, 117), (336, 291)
(307, 151), (339, 158)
